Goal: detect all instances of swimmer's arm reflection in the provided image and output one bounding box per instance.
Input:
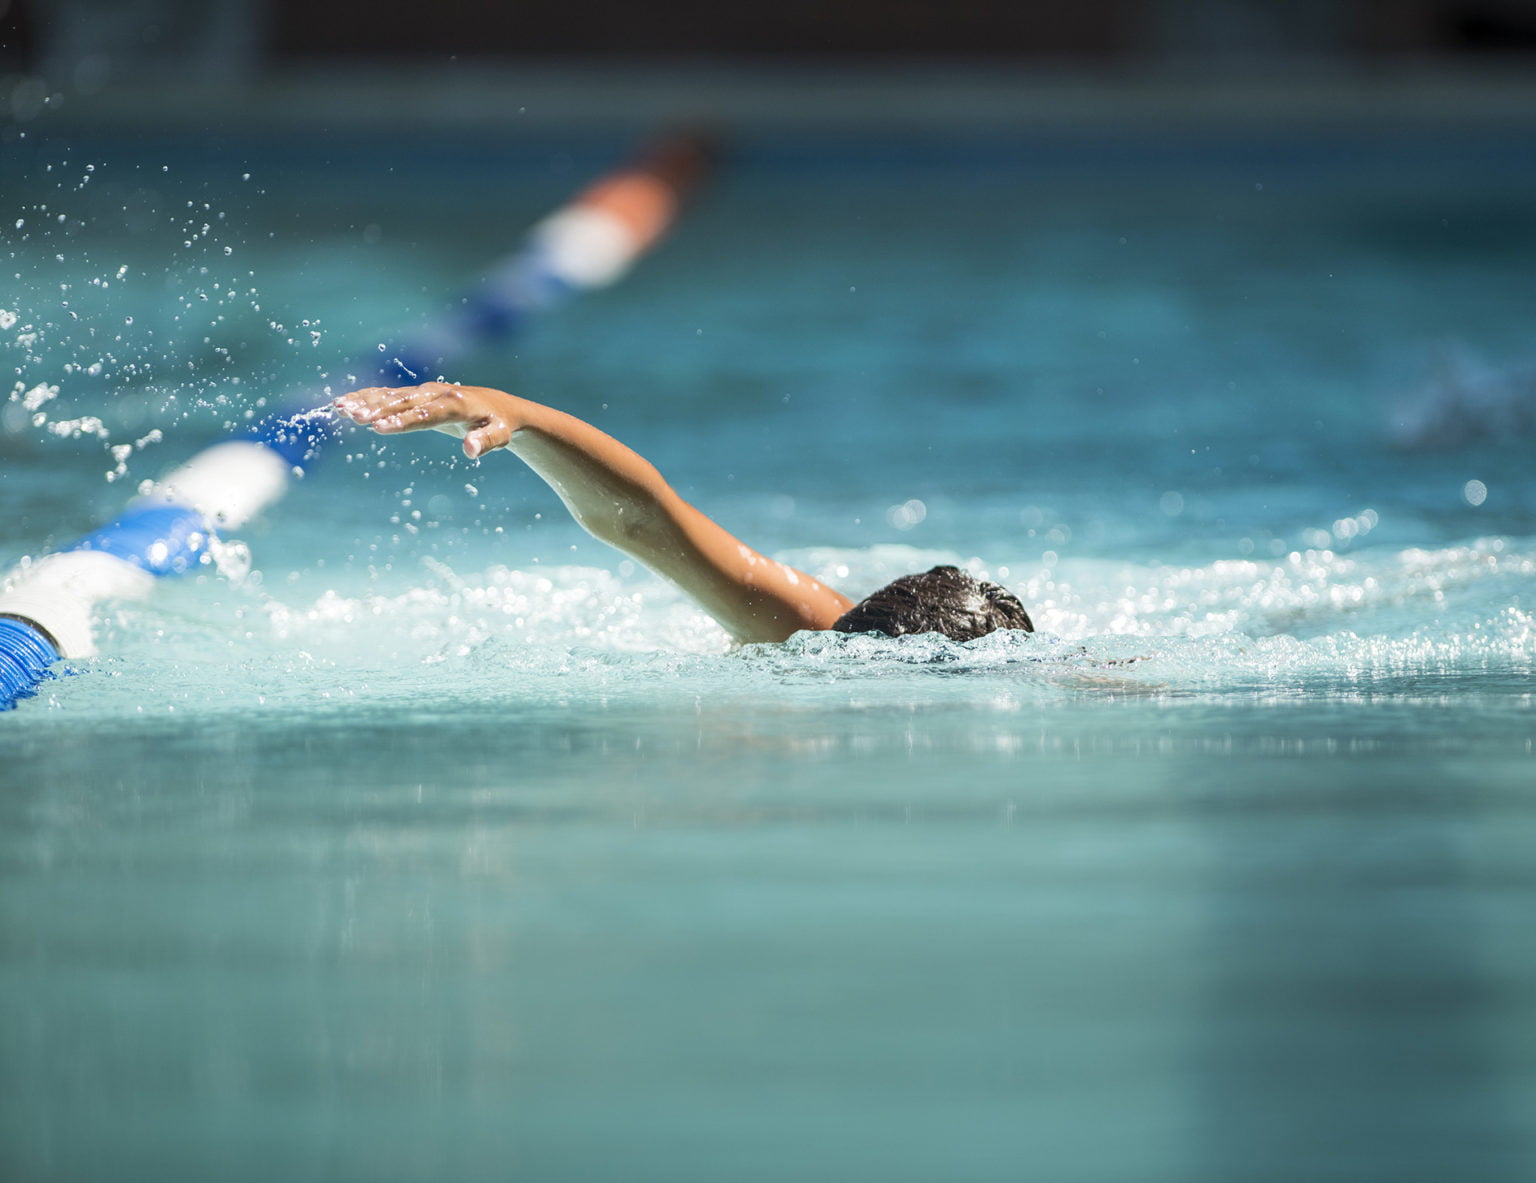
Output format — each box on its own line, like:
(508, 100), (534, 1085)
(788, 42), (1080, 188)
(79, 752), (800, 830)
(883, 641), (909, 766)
(333, 382), (854, 643)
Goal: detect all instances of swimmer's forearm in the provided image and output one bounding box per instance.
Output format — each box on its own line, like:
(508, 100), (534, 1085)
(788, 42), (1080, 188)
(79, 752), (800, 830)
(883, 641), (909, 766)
(335, 383), (853, 642)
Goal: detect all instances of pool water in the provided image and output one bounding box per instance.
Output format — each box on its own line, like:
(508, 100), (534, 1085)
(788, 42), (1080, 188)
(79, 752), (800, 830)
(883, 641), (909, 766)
(3, 120), (1536, 1181)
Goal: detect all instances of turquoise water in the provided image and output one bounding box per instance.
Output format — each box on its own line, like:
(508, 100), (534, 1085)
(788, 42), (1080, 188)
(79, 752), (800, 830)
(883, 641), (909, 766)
(3, 125), (1536, 1180)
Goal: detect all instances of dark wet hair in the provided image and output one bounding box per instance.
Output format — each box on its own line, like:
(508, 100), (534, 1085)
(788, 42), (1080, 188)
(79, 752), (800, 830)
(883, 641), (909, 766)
(831, 565), (1033, 642)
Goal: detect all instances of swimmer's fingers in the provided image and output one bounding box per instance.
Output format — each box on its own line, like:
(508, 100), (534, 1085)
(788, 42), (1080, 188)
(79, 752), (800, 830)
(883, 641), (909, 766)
(336, 382), (448, 430)
(332, 386), (391, 421)
(335, 384), (475, 433)
(334, 384), (515, 458)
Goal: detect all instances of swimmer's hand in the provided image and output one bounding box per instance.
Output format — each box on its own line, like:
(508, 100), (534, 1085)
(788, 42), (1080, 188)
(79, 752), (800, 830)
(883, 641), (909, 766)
(334, 383), (517, 459)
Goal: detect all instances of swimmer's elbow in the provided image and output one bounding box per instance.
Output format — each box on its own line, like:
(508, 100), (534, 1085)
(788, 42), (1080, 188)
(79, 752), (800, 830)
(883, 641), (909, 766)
(570, 497), (670, 556)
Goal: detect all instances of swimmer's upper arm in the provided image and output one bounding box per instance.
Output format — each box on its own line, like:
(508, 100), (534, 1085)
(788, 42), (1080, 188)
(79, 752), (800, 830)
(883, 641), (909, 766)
(634, 490), (854, 643)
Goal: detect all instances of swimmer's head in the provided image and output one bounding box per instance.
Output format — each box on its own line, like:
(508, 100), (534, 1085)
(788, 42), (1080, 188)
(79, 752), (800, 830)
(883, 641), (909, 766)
(831, 565), (1033, 642)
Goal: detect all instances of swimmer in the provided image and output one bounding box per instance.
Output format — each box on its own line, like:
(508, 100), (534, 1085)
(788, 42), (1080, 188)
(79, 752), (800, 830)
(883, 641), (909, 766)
(334, 383), (1034, 644)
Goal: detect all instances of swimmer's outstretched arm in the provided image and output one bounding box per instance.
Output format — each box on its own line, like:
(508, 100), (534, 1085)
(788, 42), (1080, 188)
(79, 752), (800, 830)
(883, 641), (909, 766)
(334, 383), (854, 643)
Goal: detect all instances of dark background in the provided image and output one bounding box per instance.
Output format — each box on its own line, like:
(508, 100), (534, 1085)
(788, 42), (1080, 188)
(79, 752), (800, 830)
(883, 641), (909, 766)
(264, 0), (1536, 59)
(3, 0), (1536, 77)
